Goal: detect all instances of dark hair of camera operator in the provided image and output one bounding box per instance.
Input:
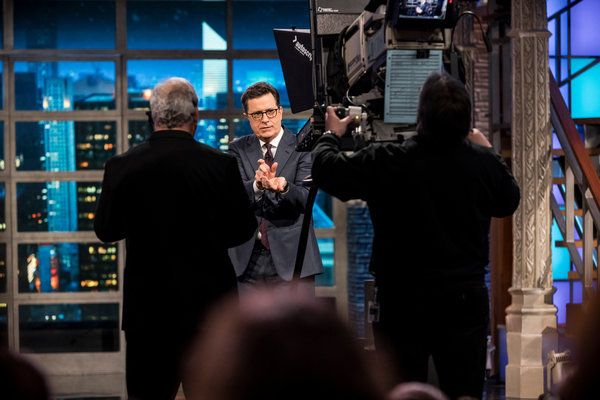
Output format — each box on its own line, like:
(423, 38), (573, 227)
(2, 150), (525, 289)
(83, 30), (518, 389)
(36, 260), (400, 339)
(417, 72), (470, 143)
(311, 72), (520, 399)
(241, 81), (281, 113)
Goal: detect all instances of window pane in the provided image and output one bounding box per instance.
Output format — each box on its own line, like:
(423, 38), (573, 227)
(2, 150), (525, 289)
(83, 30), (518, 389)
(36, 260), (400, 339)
(0, 122), (4, 169)
(0, 183), (5, 232)
(16, 121), (116, 171)
(19, 303), (119, 353)
(17, 181), (101, 232)
(0, 63), (3, 109)
(233, 0), (308, 49)
(314, 191), (334, 229)
(128, 1), (226, 50)
(18, 242), (118, 294)
(316, 238), (334, 287)
(571, 1), (600, 56)
(233, 60), (289, 108)
(14, 1), (115, 49)
(15, 61), (116, 111)
(128, 60), (227, 110)
(232, 118), (254, 138)
(571, 58), (600, 118)
(196, 119), (229, 151)
(128, 119), (229, 151)
(0, 244), (6, 293)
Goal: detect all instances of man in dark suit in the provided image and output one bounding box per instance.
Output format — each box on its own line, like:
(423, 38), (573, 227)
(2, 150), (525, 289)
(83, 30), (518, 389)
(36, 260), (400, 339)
(312, 73), (520, 399)
(228, 82), (322, 295)
(94, 77), (256, 400)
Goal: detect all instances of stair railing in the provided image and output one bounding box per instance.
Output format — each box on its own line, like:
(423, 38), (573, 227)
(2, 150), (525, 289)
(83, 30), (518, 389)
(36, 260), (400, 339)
(550, 72), (600, 302)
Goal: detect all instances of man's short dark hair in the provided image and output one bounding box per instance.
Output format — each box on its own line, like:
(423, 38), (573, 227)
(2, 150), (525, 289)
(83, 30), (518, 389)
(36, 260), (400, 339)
(416, 72), (471, 142)
(241, 82), (281, 112)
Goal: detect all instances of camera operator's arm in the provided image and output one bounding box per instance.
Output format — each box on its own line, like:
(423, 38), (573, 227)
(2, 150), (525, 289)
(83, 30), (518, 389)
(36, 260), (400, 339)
(469, 128), (520, 217)
(311, 107), (374, 201)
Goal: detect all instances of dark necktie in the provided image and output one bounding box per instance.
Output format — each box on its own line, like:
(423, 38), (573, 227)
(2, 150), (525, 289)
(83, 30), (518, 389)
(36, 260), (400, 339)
(259, 143), (274, 249)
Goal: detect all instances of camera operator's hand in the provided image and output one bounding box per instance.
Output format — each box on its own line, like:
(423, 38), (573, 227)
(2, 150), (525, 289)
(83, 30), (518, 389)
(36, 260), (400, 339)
(325, 106), (352, 138)
(467, 128), (492, 148)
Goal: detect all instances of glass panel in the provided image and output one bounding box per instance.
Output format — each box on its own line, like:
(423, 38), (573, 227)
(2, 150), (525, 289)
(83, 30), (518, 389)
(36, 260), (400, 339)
(314, 191), (334, 229)
(283, 119), (309, 134)
(232, 118), (254, 138)
(233, 60), (290, 108)
(127, 60), (227, 110)
(15, 61), (116, 111)
(551, 218), (570, 280)
(571, 59), (600, 118)
(128, 119), (229, 150)
(547, 0), (568, 17)
(560, 12), (568, 57)
(233, 0), (309, 49)
(553, 280), (582, 325)
(0, 122), (4, 169)
(0, 244), (6, 293)
(0, 303), (6, 349)
(19, 303), (119, 353)
(571, 1), (600, 56)
(14, 1), (115, 49)
(127, 0), (226, 50)
(17, 181), (101, 232)
(18, 242), (118, 294)
(316, 238), (334, 287)
(548, 20), (556, 57)
(16, 121), (116, 171)
(0, 183), (5, 232)
(0, 63), (3, 109)
(560, 83), (569, 109)
(196, 119), (229, 151)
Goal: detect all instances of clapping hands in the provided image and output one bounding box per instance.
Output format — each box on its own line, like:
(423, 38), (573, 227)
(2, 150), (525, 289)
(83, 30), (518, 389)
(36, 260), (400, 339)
(255, 159), (288, 192)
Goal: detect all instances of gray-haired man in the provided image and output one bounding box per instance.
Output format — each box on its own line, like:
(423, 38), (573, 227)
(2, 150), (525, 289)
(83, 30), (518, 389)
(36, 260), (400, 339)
(95, 77), (256, 399)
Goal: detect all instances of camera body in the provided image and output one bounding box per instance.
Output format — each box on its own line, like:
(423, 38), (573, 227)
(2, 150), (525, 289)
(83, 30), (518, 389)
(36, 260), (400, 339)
(294, 0), (470, 151)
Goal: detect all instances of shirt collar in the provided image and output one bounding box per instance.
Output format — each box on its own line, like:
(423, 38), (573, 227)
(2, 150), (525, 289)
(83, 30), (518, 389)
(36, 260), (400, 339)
(258, 128), (284, 149)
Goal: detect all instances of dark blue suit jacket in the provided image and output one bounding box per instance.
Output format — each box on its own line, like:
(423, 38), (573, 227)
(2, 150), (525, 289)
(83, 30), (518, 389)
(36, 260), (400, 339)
(228, 128), (323, 280)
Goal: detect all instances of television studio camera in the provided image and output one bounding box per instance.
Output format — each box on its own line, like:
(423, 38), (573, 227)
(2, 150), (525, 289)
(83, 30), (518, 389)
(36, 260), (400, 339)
(274, 0), (489, 152)
(273, 0), (488, 280)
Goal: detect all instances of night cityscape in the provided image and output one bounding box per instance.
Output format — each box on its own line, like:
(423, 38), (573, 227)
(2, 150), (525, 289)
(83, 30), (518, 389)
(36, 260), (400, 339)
(1, 0), (336, 362)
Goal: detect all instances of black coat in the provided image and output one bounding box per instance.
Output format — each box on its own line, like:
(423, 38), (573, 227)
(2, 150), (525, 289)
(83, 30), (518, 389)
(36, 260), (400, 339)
(312, 134), (520, 285)
(94, 130), (257, 332)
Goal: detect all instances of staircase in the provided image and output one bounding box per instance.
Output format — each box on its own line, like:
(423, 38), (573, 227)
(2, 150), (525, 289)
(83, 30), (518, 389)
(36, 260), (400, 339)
(550, 73), (600, 330)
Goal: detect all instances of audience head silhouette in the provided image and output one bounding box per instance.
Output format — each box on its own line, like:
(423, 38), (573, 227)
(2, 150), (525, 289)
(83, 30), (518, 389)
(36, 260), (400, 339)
(185, 290), (385, 400)
(0, 350), (50, 400)
(387, 382), (448, 400)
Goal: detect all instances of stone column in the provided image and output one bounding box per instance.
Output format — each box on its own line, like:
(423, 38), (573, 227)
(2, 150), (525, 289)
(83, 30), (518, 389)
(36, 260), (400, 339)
(505, 1), (556, 399)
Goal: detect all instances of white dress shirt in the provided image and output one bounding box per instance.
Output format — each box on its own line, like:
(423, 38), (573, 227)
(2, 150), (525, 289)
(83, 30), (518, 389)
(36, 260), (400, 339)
(253, 128), (284, 195)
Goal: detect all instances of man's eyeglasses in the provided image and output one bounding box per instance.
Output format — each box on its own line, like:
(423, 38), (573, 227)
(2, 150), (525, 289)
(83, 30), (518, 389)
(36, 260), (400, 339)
(246, 108), (280, 121)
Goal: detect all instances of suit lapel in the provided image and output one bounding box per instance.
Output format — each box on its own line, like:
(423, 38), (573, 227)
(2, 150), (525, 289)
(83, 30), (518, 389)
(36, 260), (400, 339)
(273, 129), (295, 174)
(242, 135), (263, 174)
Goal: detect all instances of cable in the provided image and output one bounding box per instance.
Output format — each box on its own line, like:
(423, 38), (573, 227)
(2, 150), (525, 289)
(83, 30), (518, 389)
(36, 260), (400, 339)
(450, 11), (492, 53)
